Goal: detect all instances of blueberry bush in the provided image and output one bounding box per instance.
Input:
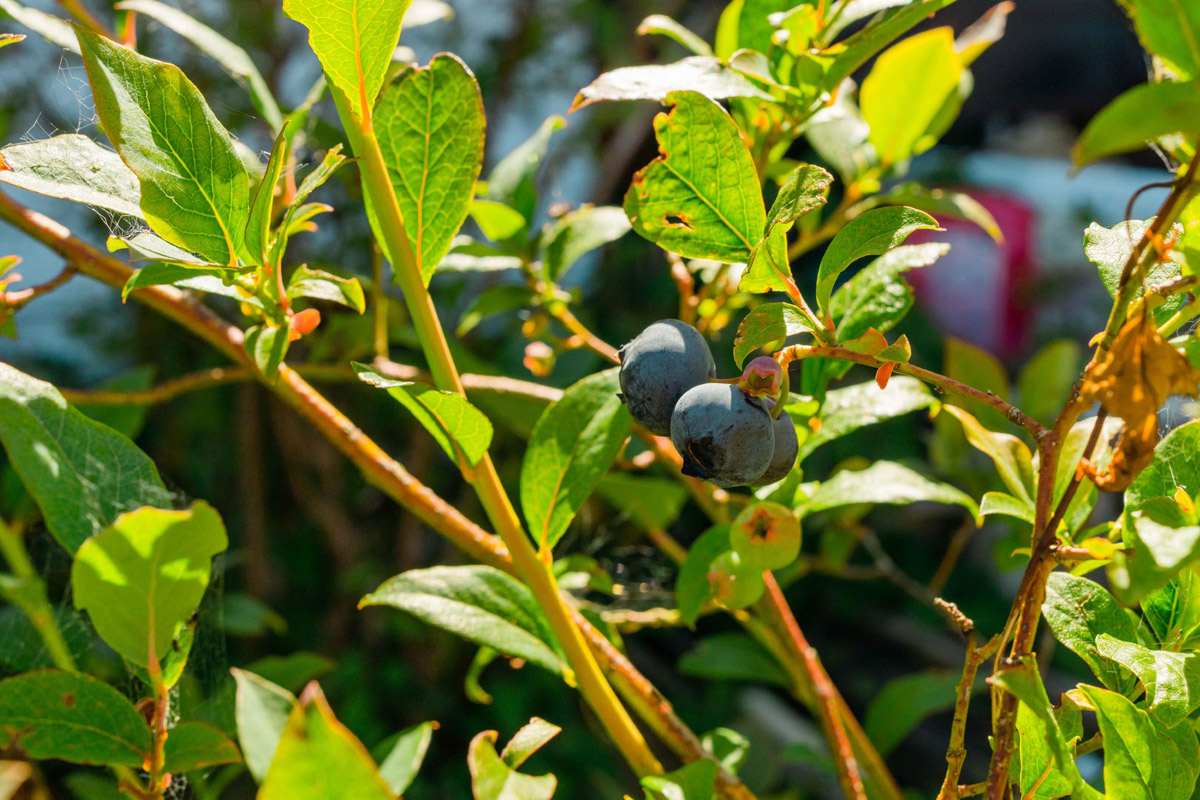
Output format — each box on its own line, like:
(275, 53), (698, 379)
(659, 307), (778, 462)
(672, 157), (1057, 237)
(1, 0), (1200, 798)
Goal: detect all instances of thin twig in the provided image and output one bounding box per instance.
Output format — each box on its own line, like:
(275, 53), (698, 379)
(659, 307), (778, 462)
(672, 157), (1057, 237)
(761, 572), (867, 800)
(1, 265), (75, 308)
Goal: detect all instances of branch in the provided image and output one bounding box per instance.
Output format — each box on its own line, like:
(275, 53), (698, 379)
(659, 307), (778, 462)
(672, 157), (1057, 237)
(0, 190), (757, 799)
(779, 344), (1049, 440)
(2, 265), (75, 308)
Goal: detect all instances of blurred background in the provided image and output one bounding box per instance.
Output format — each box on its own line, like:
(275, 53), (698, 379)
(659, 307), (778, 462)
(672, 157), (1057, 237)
(0, 0), (1177, 797)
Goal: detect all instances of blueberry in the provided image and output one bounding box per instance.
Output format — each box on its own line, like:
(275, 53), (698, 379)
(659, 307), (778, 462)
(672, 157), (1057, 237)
(618, 320), (715, 435)
(670, 383), (774, 488)
(749, 401), (799, 487)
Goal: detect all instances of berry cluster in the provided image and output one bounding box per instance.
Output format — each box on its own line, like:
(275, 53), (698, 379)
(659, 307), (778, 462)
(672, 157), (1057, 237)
(617, 320), (798, 488)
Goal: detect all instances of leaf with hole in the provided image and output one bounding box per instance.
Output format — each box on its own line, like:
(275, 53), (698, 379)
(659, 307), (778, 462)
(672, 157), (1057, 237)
(624, 91), (765, 264)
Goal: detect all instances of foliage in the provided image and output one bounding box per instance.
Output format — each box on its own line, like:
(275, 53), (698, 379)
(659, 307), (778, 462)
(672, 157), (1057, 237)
(0, 0), (1198, 799)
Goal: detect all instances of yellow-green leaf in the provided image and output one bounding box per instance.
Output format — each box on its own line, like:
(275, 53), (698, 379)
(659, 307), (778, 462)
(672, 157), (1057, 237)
(624, 91), (765, 264)
(1075, 80), (1200, 167)
(76, 26), (251, 266)
(374, 54), (485, 285)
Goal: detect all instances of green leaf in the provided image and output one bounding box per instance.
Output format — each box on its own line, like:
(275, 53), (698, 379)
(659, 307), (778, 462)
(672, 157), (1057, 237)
(993, 659), (1096, 799)
(375, 722), (435, 795)
(122, 263), (244, 302)
(1042, 573), (1139, 695)
(470, 199), (527, 243)
(624, 91), (765, 264)
(1111, 498), (1200, 605)
(676, 525), (731, 628)
(244, 325), (289, 380)
(830, 242), (950, 341)
(943, 337), (1011, 431)
(636, 15), (713, 57)
(71, 501), (227, 668)
(541, 205), (631, 283)
(799, 376), (938, 461)
(1017, 340), (1083, 428)
(361, 565), (565, 674)
(642, 759), (717, 800)
(860, 27), (965, 166)
(863, 669), (963, 756)
(733, 303), (817, 366)
(814, 206), (939, 315)
(1143, 564), (1200, 651)
(244, 125), (293, 267)
(596, 473), (688, 533)
(1079, 684), (1200, 800)
(801, 461), (978, 519)
(115, 0), (283, 130)
(484, 114), (563, 224)
(942, 405), (1034, 504)
(0, 0), (76, 51)
(0, 363), (169, 553)
(232, 668), (296, 782)
(374, 54), (485, 285)
(805, 89), (875, 182)
(740, 163), (834, 295)
(287, 265), (366, 313)
(162, 721), (241, 773)
(353, 363), (493, 467)
(456, 284), (536, 337)
(258, 683), (393, 800)
(978, 491), (1034, 524)
(0, 670), (151, 767)
(1075, 80), (1200, 167)
(113, 231), (214, 267)
(1013, 690), (1084, 800)
(245, 652), (335, 695)
(571, 57), (770, 110)
(468, 730), (556, 800)
(520, 368), (631, 550)
(500, 717), (561, 769)
(1085, 219), (1185, 326)
(1096, 634), (1200, 727)
(1126, 0), (1200, 80)
(0, 134), (142, 218)
(821, 0), (958, 91)
(76, 26), (251, 266)
(678, 632), (789, 687)
(701, 728), (749, 776)
(282, 0), (410, 123)
(1127, 421), (1200, 509)
(851, 184), (1001, 242)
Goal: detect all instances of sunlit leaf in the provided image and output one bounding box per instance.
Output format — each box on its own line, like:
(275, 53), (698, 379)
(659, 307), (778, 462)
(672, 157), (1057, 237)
(1075, 80), (1200, 166)
(571, 57), (770, 110)
(0, 134), (141, 218)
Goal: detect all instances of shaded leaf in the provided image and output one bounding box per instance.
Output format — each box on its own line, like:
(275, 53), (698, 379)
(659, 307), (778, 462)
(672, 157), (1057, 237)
(595, 473), (688, 533)
(801, 461), (978, 518)
(624, 91), (765, 264)
(500, 717), (561, 769)
(162, 721), (241, 773)
(978, 491), (1034, 524)
(232, 669), (295, 782)
(71, 502), (228, 668)
(484, 115), (563, 224)
(0, 363), (169, 553)
(122, 263), (244, 302)
(456, 284), (535, 337)
(244, 325), (289, 380)
(520, 369), (631, 550)
(0, 670), (151, 768)
(636, 15), (713, 57)
(361, 565), (565, 675)
(942, 405), (1034, 504)
(798, 376), (937, 461)
(642, 759), (716, 800)
(287, 265), (366, 313)
(676, 525), (731, 627)
(1075, 80), (1200, 166)
(864, 669), (963, 756)
(541, 205), (630, 282)
(1143, 564), (1200, 651)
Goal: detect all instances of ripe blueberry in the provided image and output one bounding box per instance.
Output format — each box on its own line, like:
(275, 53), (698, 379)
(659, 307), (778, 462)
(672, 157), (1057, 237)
(618, 319), (715, 436)
(749, 400), (799, 487)
(670, 383), (774, 487)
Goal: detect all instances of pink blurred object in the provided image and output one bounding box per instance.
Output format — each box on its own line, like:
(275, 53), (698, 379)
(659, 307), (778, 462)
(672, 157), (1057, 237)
(907, 190), (1035, 358)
